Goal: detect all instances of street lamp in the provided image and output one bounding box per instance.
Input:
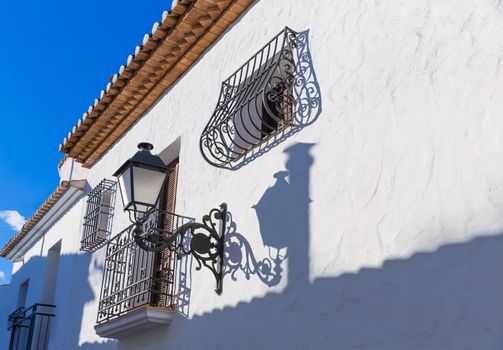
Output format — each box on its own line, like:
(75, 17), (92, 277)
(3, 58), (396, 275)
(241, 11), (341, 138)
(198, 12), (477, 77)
(113, 142), (169, 223)
(114, 142), (227, 294)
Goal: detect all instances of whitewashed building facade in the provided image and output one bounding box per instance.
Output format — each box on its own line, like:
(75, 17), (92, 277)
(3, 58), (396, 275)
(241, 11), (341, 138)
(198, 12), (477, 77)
(1, 0), (503, 349)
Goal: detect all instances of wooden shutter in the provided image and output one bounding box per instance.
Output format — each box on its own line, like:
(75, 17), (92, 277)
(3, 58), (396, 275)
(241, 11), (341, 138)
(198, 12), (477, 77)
(160, 159), (179, 230)
(151, 159), (179, 307)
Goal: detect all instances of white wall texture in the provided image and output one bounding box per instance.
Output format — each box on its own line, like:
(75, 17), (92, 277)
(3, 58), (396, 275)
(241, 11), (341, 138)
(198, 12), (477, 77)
(2, 0), (503, 348)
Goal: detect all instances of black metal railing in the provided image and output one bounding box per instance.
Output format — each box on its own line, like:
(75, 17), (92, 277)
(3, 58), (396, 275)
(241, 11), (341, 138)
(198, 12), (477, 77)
(96, 209), (192, 324)
(8, 303), (55, 350)
(81, 179), (117, 251)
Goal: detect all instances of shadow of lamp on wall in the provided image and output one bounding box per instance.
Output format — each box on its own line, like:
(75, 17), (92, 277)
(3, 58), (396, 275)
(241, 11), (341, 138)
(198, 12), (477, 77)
(224, 143), (314, 287)
(253, 143), (314, 289)
(254, 171), (291, 249)
(223, 143), (314, 289)
(224, 212), (286, 287)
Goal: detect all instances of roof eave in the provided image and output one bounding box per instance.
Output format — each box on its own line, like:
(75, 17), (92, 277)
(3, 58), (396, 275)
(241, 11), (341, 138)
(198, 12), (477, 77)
(59, 0), (255, 168)
(1, 180), (88, 260)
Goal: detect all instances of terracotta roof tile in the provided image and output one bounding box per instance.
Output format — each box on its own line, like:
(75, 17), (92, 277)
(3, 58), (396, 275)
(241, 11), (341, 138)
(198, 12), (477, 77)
(59, 0), (255, 168)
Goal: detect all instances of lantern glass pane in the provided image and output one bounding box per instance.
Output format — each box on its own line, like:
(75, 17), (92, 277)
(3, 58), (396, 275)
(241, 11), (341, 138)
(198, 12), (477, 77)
(132, 166), (167, 212)
(117, 168), (132, 209)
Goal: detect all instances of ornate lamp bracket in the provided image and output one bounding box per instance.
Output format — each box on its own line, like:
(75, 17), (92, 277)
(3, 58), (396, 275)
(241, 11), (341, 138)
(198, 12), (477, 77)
(133, 203), (227, 295)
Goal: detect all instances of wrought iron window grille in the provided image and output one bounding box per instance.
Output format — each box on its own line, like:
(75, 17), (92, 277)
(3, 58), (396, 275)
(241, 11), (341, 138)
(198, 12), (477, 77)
(96, 209), (193, 324)
(200, 27), (321, 168)
(81, 179), (117, 251)
(7, 303), (55, 350)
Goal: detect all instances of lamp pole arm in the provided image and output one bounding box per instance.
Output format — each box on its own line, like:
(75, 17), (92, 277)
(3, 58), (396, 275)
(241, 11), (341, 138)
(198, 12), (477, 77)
(133, 203), (227, 295)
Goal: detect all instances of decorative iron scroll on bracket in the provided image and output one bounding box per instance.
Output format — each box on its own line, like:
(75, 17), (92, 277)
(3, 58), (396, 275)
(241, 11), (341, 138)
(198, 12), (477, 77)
(132, 203), (227, 295)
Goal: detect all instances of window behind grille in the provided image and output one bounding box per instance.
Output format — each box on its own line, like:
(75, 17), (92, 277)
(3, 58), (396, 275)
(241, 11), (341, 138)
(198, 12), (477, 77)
(228, 48), (295, 158)
(81, 179), (117, 251)
(200, 27), (309, 168)
(261, 84), (293, 138)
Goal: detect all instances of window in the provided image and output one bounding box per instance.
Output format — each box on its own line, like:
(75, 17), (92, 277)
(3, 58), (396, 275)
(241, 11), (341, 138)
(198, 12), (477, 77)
(96, 160), (183, 328)
(41, 241), (61, 304)
(261, 77), (293, 138)
(16, 279), (29, 308)
(81, 179), (117, 251)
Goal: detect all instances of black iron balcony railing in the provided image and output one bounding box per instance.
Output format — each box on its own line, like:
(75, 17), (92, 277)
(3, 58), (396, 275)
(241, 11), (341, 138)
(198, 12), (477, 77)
(96, 209), (192, 324)
(8, 303), (55, 350)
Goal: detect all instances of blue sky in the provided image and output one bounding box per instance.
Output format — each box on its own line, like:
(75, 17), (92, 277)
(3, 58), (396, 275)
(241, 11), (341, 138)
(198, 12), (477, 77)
(0, 0), (172, 283)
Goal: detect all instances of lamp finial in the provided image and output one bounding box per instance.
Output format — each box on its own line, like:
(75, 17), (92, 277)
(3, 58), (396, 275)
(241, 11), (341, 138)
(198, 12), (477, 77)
(137, 142), (154, 151)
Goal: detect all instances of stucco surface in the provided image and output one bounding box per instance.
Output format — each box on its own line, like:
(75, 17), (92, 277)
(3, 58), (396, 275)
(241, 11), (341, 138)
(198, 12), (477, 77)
(3, 0), (503, 349)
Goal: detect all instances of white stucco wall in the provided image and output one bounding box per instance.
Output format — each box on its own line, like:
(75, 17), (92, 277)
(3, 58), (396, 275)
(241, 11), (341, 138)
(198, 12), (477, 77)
(3, 0), (503, 349)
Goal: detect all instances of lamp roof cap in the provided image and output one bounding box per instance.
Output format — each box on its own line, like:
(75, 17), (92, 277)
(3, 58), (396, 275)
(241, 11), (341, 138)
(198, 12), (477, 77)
(113, 142), (167, 176)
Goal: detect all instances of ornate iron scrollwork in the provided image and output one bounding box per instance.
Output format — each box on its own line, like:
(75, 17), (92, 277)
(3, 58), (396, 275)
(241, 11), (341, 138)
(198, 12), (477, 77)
(133, 203), (227, 294)
(200, 27), (321, 168)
